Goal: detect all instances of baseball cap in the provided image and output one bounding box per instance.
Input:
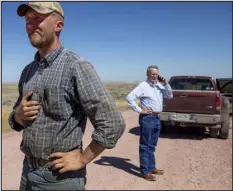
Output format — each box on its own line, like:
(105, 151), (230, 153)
(17, 2), (64, 18)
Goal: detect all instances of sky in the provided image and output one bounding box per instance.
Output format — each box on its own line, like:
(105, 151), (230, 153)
(2, 1), (232, 83)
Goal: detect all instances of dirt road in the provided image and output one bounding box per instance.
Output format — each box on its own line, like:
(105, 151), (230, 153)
(2, 110), (232, 190)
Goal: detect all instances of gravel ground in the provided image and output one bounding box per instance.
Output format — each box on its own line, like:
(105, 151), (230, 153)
(2, 110), (232, 190)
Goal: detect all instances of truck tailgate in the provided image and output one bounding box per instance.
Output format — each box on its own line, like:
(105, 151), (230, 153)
(163, 90), (218, 114)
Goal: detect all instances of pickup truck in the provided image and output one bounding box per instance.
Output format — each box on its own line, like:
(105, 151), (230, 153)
(159, 76), (231, 139)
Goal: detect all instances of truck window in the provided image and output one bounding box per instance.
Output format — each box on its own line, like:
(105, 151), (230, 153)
(170, 78), (214, 91)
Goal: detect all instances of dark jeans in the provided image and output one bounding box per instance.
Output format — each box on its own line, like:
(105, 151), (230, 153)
(20, 157), (86, 190)
(139, 114), (161, 174)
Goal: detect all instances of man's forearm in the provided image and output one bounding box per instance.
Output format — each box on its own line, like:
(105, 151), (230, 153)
(125, 95), (142, 113)
(8, 111), (24, 132)
(14, 110), (24, 126)
(163, 84), (173, 99)
(81, 140), (105, 166)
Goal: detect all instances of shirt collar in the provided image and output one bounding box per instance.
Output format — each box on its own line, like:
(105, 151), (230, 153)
(146, 79), (159, 87)
(34, 43), (64, 67)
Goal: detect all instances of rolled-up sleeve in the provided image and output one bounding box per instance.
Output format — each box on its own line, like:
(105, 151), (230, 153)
(73, 60), (126, 149)
(161, 84), (173, 99)
(125, 83), (143, 113)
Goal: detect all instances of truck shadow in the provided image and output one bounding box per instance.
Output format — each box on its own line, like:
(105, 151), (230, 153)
(129, 126), (211, 140)
(93, 156), (141, 177)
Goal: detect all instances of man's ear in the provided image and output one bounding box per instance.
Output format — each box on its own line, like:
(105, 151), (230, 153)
(55, 21), (64, 33)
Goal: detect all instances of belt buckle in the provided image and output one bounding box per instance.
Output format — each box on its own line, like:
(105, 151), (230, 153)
(153, 112), (160, 116)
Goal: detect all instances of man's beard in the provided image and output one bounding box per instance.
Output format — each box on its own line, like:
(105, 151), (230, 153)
(29, 33), (53, 48)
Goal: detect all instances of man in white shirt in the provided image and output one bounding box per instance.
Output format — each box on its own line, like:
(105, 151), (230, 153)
(126, 65), (173, 181)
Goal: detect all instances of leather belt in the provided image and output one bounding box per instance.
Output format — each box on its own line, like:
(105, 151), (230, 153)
(25, 156), (86, 180)
(26, 156), (51, 168)
(140, 112), (160, 117)
(151, 112), (160, 116)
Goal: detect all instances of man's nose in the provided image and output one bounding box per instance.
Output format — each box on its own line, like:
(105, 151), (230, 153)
(26, 24), (36, 33)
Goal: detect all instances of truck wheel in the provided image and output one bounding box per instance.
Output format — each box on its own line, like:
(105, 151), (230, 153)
(219, 119), (230, 139)
(209, 128), (219, 138)
(161, 121), (167, 132)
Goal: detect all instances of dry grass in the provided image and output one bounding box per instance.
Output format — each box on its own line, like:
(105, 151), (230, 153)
(2, 83), (18, 133)
(2, 106), (13, 133)
(2, 82), (139, 133)
(105, 82), (138, 100)
(116, 99), (140, 111)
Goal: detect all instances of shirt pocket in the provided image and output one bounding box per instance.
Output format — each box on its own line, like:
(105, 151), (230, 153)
(141, 88), (153, 99)
(43, 86), (69, 120)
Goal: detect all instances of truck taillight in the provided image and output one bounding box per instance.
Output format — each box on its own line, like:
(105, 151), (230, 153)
(216, 91), (221, 110)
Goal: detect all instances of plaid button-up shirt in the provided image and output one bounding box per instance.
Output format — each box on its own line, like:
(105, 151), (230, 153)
(8, 44), (125, 160)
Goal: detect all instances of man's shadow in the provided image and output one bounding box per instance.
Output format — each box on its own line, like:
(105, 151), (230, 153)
(94, 156), (141, 177)
(129, 125), (209, 140)
(129, 126), (141, 136)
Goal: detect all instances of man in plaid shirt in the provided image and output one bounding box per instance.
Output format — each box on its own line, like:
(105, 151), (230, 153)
(8, 2), (125, 190)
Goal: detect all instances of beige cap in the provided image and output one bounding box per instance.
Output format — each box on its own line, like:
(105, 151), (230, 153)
(17, 1), (64, 18)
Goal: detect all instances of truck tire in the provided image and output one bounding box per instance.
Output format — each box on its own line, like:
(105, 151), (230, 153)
(219, 119), (230, 139)
(161, 121), (167, 132)
(210, 128), (219, 138)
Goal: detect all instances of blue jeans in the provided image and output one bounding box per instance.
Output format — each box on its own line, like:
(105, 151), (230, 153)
(139, 114), (161, 174)
(20, 157), (86, 190)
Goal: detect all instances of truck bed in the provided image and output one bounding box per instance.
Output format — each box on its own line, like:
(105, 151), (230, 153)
(163, 76), (219, 115)
(163, 90), (219, 114)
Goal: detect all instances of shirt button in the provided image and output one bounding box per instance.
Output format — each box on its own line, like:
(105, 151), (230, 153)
(45, 148), (50, 153)
(38, 69), (43, 75)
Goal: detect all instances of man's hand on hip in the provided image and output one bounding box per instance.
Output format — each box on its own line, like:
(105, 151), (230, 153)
(48, 149), (86, 173)
(48, 140), (105, 174)
(14, 91), (41, 126)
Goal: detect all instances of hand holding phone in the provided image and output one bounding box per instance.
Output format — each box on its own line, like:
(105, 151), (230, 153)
(158, 75), (167, 85)
(158, 75), (164, 82)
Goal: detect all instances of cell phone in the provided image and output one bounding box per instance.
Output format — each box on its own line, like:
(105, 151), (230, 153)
(158, 75), (163, 82)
